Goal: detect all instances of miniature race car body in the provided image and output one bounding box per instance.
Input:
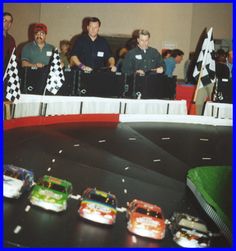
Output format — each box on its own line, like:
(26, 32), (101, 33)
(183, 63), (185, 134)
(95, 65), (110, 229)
(78, 188), (117, 225)
(4, 164), (34, 199)
(169, 212), (211, 248)
(126, 199), (166, 240)
(29, 175), (72, 212)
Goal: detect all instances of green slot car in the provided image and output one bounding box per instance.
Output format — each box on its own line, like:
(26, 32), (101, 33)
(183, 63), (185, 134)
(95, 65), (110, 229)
(29, 175), (73, 212)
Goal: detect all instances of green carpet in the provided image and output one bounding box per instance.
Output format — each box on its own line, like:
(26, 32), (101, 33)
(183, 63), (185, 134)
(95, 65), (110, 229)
(187, 166), (232, 233)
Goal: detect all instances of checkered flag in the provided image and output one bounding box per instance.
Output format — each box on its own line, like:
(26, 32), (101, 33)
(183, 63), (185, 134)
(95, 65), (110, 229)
(46, 48), (65, 95)
(4, 48), (21, 102)
(193, 27), (216, 90)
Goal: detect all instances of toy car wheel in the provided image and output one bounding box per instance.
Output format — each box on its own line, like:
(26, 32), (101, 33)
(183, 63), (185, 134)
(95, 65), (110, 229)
(175, 231), (181, 238)
(199, 242), (207, 247)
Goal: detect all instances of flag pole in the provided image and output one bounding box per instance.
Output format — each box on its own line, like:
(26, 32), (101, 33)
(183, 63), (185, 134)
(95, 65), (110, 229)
(3, 47), (16, 81)
(39, 84), (47, 116)
(193, 68), (203, 102)
(39, 71), (49, 116)
(41, 48), (55, 116)
(43, 84), (47, 96)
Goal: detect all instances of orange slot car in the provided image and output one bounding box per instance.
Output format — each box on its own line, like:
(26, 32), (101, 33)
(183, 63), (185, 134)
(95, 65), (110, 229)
(126, 199), (166, 240)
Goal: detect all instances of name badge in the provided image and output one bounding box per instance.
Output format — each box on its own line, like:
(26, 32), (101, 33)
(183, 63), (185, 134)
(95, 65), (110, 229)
(135, 54), (142, 60)
(222, 78), (228, 82)
(47, 51), (52, 56)
(97, 51), (104, 57)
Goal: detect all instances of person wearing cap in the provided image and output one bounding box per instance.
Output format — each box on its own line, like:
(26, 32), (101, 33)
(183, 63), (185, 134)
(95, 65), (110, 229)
(21, 23), (54, 68)
(4, 12), (16, 71)
(70, 17), (116, 72)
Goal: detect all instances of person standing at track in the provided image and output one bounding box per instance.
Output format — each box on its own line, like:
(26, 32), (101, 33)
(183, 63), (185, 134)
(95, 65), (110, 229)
(21, 23), (54, 68)
(121, 29), (165, 76)
(70, 17), (116, 73)
(4, 12), (16, 71)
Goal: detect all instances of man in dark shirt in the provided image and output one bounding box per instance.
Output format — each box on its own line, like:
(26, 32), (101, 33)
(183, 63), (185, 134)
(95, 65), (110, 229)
(4, 12), (16, 71)
(122, 29), (165, 76)
(70, 17), (116, 72)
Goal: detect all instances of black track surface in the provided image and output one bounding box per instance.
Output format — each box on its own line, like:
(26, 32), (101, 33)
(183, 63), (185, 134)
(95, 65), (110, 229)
(4, 121), (232, 247)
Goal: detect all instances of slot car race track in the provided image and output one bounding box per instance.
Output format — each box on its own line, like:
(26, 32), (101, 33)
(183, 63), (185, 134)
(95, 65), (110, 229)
(4, 116), (232, 247)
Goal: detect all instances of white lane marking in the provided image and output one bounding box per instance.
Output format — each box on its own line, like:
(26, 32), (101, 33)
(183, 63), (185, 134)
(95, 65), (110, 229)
(14, 225), (22, 234)
(58, 149), (63, 153)
(200, 138), (209, 141)
(122, 178), (125, 183)
(47, 167), (51, 172)
(153, 159), (161, 162)
(98, 139), (106, 143)
(202, 157), (212, 160)
(70, 194), (81, 200)
(116, 207), (127, 212)
(161, 137), (170, 140)
(25, 205), (31, 212)
(74, 144), (80, 147)
(128, 137), (136, 141)
(52, 159), (56, 163)
(124, 189), (127, 194)
(132, 235), (137, 243)
(125, 166), (129, 170)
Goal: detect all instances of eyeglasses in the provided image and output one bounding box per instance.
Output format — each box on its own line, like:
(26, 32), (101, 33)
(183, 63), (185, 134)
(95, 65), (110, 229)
(3, 18), (12, 24)
(34, 31), (46, 36)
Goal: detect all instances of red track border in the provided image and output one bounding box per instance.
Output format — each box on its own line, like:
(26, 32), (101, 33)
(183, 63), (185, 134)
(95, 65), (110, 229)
(4, 114), (120, 131)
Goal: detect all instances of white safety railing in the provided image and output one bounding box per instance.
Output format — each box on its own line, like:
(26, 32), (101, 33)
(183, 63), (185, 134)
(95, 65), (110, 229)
(204, 101), (233, 120)
(10, 95), (188, 118)
(4, 95), (232, 123)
